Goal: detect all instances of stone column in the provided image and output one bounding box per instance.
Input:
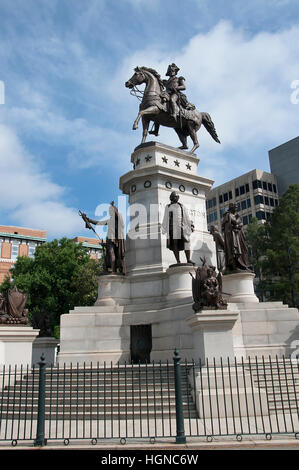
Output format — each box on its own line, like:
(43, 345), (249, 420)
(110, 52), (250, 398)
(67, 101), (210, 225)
(222, 272), (259, 303)
(95, 274), (130, 306)
(166, 264), (196, 302)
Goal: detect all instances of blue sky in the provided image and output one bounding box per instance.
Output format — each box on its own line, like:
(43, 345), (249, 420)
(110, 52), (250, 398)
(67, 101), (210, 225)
(0, 0), (299, 238)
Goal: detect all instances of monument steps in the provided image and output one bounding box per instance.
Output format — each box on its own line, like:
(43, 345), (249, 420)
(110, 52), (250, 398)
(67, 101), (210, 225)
(1, 364), (197, 420)
(247, 359), (299, 413)
(2, 360), (298, 418)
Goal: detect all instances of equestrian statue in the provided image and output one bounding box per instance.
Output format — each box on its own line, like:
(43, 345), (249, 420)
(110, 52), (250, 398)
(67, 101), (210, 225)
(125, 63), (220, 154)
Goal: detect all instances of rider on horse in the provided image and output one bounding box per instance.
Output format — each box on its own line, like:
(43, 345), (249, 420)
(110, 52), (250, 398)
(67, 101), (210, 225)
(149, 63), (195, 136)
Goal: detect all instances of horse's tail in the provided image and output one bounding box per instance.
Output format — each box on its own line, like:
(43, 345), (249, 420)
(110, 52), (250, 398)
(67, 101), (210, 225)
(201, 112), (221, 143)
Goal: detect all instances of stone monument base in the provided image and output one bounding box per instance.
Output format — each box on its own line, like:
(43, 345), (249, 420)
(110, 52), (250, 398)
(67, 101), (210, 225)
(186, 308), (239, 363)
(0, 326), (39, 367)
(32, 337), (59, 366)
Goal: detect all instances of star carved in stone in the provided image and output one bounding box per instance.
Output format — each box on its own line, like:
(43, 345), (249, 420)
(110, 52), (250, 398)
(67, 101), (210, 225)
(145, 155), (152, 162)
(162, 156), (168, 163)
(174, 159), (180, 167)
(186, 163), (192, 170)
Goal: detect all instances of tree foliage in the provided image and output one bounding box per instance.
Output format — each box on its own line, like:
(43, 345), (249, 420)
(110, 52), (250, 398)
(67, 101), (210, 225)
(0, 238), (103, 333)
(246, 184), (299, 307)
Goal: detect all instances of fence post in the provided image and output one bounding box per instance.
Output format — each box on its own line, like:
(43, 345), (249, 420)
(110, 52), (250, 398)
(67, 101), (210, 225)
(173, 348), (186, 444)
(34, 354), (46, 447)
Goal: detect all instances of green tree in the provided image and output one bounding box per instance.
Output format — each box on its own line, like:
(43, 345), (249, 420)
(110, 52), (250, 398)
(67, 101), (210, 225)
(0, 238), (103, 334)
(245, 217), (267, 300)
(246, 184), (299, 306)
(261, 184), (299, 307)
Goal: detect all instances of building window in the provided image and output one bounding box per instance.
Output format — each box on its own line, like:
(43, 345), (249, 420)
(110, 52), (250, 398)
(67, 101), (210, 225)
(266, 212), (271, 219)
(252, 180), (262, 190)
(228, 191), (232, 200)
(262, 181), (267, 190)
(254, 194), (264, 205)
(213, 197), (216, 207)
(241, 200), (247, 210)
(235, 188), (239, 197)
(242, 215), (248, 225)
(270, 198), (274, 207)
(28, 243), (36, 259)
(256, 210), (266, 220)
(245, 183), (249, 193)
(275, 199), (278, 206)
(240, 185), (245, 195)
(223, 192), (228, 202)
(264, 196), (269, 206)
(273, 184), (277, 193)
(11, 242), (19, 260)
(268, 182), (273, 192)
(247, 198), (251, 208)
(237, 202), (241, 212)
(219, 195), (223, 204)
(248, 213), (252, 223)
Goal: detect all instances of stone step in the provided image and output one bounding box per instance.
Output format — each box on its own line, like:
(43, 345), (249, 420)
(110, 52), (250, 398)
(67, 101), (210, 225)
(0, 402), (194, 412)
(1, 411), (197, 420)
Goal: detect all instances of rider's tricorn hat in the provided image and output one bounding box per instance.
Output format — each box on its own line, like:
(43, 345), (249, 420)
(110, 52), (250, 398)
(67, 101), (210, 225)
(166, 63), (180, 76)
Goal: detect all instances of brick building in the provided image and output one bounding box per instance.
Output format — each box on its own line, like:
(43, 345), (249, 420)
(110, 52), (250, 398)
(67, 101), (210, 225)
(72, 236), (103, 260)
(0, 226), (47, 283)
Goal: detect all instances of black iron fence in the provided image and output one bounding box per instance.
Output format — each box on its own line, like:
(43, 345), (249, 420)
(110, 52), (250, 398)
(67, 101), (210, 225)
(0, 351), (298, 446)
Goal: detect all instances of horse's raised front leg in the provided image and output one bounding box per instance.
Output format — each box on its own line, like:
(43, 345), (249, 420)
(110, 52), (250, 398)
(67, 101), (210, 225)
(133, 106), (159, 130)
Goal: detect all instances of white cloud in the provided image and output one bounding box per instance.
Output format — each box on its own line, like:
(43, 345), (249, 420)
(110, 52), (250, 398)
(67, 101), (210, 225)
(13, 202), (81, 238)
(0, 124), (82, 237)
(117, 21), (299, 182)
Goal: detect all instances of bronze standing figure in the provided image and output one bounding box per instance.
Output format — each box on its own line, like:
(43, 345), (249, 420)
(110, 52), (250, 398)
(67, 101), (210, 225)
(222, 203), (249, 272)
(80, 202), (126, 275)
(162, 191), (195, 265)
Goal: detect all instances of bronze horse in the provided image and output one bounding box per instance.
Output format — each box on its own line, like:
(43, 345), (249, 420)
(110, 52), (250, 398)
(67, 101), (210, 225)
(125, 66), (220, 154)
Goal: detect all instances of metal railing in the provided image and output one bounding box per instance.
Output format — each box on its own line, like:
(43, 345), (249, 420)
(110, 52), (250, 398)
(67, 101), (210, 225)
(0, 351), (298, 446)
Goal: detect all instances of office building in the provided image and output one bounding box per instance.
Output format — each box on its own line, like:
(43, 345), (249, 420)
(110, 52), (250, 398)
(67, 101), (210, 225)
(206, 169), (279, 230)
(268, 136), (299, 195)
